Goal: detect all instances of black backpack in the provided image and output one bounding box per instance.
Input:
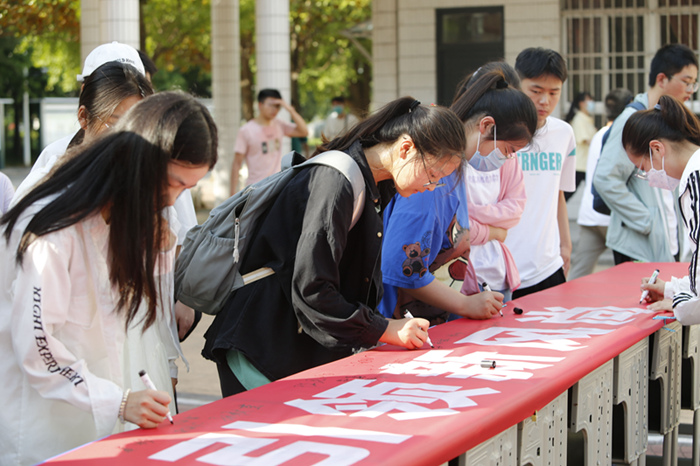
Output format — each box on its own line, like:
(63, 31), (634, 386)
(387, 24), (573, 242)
(591, 101), (646, 215)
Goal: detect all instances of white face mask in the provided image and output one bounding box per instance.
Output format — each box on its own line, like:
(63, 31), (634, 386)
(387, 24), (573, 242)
(647, 147), (680, 191)
(468, 126), (509, 172)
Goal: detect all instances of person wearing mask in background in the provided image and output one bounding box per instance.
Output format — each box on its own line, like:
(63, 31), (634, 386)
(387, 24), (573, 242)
(323, 96), (360, 140)
(202, 98), (466, 397)
(624, 95), (700, 324)
(230, 88), (309, 194)
(569, 88), (633, 280)
(564, 91), (597, 201)
(593, 44), (698, 265)
(505, 48), (577, 299)
(0, 92), (217, 465)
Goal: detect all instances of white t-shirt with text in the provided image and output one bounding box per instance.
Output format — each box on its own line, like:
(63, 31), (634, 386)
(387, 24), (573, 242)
(504, 116), (577, 288)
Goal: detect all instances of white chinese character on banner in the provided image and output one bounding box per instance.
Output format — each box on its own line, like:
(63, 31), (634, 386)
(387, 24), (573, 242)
(149, 421), (410, 465)
(284, 379), (498, 420)
(454, 327), (613, 351)
(516, 306), (654, 325)
(380, 350), (564, 381)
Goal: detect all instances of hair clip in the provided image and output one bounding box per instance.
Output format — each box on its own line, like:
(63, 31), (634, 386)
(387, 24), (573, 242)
(430, 103), (437, 107)
(654, 103), (662, 111)
(409, 100), (421, 113)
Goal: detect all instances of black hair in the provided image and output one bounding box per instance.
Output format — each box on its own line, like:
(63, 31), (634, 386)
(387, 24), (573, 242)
(454, 61), (522, 103)
(565, 91), (593, 123)
(2, 91), (218, 331)
(515, 47), (568, 83)
(73, 61), (153, 148)
(258, 88), (282, 102)
(331, 96), (346, 104)
(604, 88), (634, 122)
(622, 94), (700, 158)
(313, 96), (466, 167)
(137, 49), (158, 77)
(649, 44), (699, 87)
(450, 68), (538, 146)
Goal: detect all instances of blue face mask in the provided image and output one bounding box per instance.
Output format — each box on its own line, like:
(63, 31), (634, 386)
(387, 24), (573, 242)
(468, 126), (510, 172)
(586, 100), (595, 114)
(332, 105), (344, 114)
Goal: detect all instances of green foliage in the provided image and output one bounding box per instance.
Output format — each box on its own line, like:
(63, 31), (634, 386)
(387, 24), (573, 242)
(0, 0), (81, 95)
(17, 37), (80, 94)
(141, 0), (213, 95)
(0, 0), (373, 121)
(289, 0), (372, 119)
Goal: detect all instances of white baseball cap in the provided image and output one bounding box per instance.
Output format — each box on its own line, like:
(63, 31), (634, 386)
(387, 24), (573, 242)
(77, 41), (145, 81)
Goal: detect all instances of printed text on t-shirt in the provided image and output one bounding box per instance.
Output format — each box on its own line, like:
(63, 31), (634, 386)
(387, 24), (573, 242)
(517, 152), (563, 172)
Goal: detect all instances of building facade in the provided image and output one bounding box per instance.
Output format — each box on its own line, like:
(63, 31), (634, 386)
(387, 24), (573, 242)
(372, 0), (700, 116)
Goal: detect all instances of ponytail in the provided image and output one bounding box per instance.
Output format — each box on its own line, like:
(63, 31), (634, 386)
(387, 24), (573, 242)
(450, 68), (537, 144)
(313, 96), (466, 163)
(622, 95), (700, 156)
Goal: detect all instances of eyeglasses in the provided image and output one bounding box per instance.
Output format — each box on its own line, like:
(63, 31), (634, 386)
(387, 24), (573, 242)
(93, 114), (111, 129)
(633, 167), (648, 180)
(672, 75), (699, 93)
(421, 154), (446, 188)
(633, 156), (648, 180)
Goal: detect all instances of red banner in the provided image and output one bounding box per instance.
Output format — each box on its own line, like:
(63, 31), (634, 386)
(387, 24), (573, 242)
(44, 262), (687, 465)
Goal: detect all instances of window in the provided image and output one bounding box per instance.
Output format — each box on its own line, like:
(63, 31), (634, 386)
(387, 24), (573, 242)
(562, 0), (700, 118)
(436, 7), (504, 106)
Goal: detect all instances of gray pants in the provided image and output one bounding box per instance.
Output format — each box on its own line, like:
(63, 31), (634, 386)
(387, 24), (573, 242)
(569, 225), (608, 280)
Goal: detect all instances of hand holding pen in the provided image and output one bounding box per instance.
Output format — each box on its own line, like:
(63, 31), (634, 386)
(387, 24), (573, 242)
(640, 269), (666, 305)
(482, 282), (505, 317)
(404, 310), (434, 348)
(139, 370), (173, 424)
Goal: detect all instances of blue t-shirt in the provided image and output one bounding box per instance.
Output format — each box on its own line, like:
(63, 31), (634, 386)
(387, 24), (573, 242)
(379, 172), (469, 317)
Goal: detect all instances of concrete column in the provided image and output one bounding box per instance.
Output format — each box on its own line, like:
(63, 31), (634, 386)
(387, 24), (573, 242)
(371, 0), (399, 110)
(80, 0), (101, 65)
(209, 0), (241, 206)
(80, 0), (139, 64)
(255, 0), (291, 101)
(255, 0), (291, 154)
(100, 0), (140, 48)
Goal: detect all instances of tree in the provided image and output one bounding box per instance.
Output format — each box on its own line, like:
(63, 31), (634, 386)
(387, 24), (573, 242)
(0, 2), (79, 163)
(140, 0), (213, 96)
(289, 0), (372, 121)
(1, 0), (373, 126)
(0, 0), (81, 95)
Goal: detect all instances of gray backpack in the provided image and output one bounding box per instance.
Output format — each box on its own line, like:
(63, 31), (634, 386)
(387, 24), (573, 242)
(174, 150), (366, 315)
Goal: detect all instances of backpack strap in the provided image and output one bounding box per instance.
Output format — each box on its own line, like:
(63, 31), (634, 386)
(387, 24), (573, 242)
(299, 150), (366, 229)
(241, 151), (366, 287)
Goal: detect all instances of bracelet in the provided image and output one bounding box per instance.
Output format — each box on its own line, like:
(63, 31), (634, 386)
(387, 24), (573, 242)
(118, 388), (131, 424)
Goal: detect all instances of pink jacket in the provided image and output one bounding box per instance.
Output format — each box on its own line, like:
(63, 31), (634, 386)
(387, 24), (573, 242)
(461, 158), (526, 295)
